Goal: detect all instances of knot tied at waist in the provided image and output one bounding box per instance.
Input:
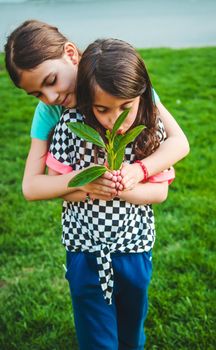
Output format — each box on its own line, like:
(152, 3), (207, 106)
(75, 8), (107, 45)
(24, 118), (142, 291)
(94, 242), (116, 305)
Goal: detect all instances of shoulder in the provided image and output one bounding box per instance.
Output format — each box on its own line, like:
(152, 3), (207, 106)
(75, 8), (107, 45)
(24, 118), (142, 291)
(53, 108), (85, 140)
(58, 108), (84, 125)
(35, 101), (63, 117)
(31, 102), (64, 140)
(152, 88), (160, 105)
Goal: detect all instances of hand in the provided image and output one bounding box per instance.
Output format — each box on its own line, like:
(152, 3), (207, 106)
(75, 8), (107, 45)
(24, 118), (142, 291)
(120, 162), (143, 191)
(88, 171), (123, 201)
(88, 192), (116, 201)
(110, 169), (124, 192)
(103, 161), (124, 193)
(81, 170), (118, 197)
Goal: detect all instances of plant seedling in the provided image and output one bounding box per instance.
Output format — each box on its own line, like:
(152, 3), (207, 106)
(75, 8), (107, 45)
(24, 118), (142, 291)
(67, 109), (145, 187)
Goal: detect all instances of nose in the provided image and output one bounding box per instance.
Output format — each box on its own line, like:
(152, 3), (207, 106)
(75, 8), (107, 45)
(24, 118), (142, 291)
(44, 89), (59, 104)
(108, 110), (122, 129)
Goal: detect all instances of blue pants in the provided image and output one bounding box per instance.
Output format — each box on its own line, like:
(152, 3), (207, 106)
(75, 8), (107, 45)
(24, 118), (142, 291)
(65, 250), (152, 350)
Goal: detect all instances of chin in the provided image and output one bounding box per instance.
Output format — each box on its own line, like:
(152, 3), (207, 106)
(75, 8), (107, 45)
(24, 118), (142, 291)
(68, 101), (77, 108)
(70, 95), (77, 106)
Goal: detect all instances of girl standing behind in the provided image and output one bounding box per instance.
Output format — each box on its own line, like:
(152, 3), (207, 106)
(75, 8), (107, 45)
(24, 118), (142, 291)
(4, 20), (189, 202)
(46, 38), (180, 350)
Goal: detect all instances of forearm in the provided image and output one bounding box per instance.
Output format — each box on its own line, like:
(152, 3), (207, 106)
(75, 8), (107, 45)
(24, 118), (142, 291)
(142, 101), (189, 177)
(62, 181), (168, 205)
(143, 135), (189, 177)
(22, 138), (81, 201)
(62, 190), (86, 202)
(62, 189), (116, 202)
(119, 182), (168, 205)
(23, 171), (80, 201)
(120, 102), (189, 189)
(48, 167), (117, 202)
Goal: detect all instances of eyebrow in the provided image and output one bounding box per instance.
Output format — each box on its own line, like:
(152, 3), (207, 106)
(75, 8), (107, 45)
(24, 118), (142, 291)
(27, 73), (52, 95)
(94, 100), (134, 108)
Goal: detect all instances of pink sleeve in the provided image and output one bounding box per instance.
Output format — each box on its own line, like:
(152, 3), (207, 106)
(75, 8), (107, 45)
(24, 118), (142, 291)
(46, 152), (73, 174)
(148, 167), (175, 185)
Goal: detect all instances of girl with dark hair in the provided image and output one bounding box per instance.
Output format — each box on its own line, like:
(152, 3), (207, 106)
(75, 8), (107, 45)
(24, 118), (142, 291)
(4, 20), (189, 203)
(46, 38), (185, 350)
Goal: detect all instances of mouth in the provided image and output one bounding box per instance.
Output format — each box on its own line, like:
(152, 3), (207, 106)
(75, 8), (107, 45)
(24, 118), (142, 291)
(60, 94), (70, 107)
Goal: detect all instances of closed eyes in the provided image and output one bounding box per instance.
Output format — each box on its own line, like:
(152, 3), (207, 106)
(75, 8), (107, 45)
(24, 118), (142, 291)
(95, 105), (132, 114)
(47, 75), (57, 86)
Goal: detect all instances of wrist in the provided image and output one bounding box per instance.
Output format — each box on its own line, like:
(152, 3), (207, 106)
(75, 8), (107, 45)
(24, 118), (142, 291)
(134, 160), (149, 183)
(133, 163), (145, 183)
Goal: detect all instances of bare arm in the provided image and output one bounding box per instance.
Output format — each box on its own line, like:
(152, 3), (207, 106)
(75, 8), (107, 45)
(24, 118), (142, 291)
(119, 181), (169, 205)
(143, 101), (190, 175)
(62, 191), (115, 202)
(22, 139), (118, 201)
(48, 167), (117, 202)
(63, 191), (86, 202)
(22, 139), (78, 201)
(121, 101), (190, 189)
(62, 182), (168, 205)
(59, 163), (168, 206)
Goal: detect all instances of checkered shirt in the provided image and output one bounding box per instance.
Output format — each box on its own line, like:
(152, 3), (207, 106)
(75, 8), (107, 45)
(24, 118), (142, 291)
(49, 108), (166, 304)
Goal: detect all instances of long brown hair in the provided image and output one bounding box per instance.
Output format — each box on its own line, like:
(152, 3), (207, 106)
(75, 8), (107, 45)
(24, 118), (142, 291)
(5, 19), (76, 87)
(77, 38), (160, 159)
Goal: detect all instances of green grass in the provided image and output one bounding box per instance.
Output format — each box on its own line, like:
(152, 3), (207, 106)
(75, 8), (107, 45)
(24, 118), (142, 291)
(0, 47), (216, 349)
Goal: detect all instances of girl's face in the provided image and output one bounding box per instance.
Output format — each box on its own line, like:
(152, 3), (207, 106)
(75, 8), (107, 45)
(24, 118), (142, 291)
(19, 44), (78, 108)
(93, 85), (140, 133)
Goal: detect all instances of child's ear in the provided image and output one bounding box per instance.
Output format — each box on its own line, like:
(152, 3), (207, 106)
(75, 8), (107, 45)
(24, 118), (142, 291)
(64, 42), (79, 64)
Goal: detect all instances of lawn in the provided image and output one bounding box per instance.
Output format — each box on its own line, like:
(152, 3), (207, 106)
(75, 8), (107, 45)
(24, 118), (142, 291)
(0, 47), (216, 350)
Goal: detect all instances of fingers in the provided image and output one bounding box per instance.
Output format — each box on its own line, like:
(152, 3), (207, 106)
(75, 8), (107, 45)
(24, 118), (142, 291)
(101, 171), (124, 190)
(121, 178), (136, 191)
(85, 181), (117, 196)
(83, 167), (129, 196)
(120, 164), (131, 187)
(103, 171), (113, 180)
(120, 163), (141, 190)
(92, 186), (117, 196)
(89, 186), (117, 201)
(120, 166), (127, 177)
(120, 171), (130, 189)
(96, 177), (116, 188)
(115, 182), (124, 191)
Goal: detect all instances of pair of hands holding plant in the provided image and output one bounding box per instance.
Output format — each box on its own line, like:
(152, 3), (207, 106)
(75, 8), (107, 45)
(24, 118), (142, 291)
(68, 109), (145, 201)
(81, 163), (143, 201)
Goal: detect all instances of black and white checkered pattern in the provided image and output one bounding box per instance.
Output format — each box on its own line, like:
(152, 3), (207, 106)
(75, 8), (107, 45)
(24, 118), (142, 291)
(50, 109), (166, 304)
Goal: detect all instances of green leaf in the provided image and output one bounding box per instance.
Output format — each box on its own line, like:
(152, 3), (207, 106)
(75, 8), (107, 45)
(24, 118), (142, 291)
(105, 129), (111, 141)
(111, 125), (145, 170)
(107, 152), (112, 170)
(111, 109), (130, 139)
(67, 122), (105, 148)
(113, 147), (125, 170)
(68, 165), (107, 187)
(118, 125), (145, 149)
(113, 134), (124, 153)
(107, 149), (116, 170)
